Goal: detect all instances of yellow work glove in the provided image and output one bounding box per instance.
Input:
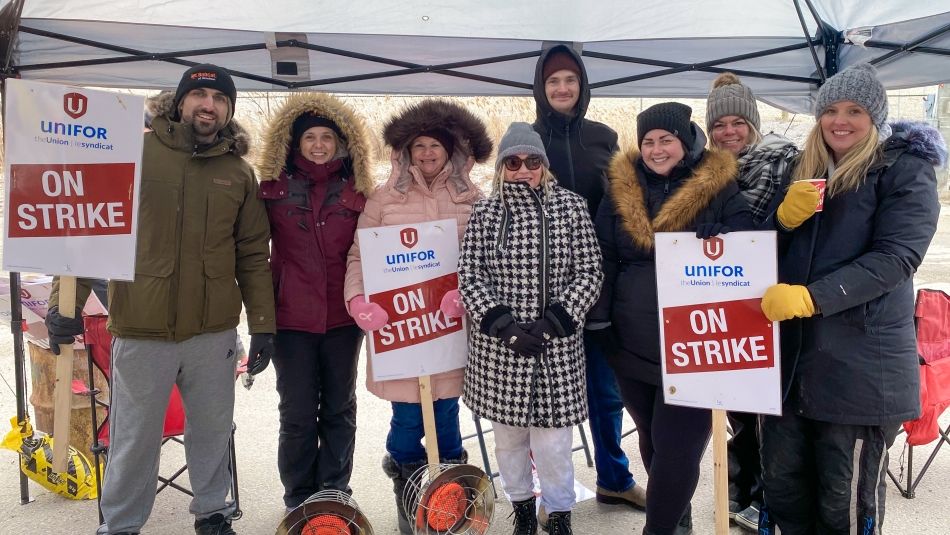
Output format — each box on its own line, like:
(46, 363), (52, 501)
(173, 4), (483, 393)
(761, 283), (817, 321)
(777, 181), (820, 230)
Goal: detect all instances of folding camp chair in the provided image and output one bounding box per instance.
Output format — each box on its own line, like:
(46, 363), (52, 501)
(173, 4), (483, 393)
(74, 314), (242, 523)
(886, 288), (950, 499)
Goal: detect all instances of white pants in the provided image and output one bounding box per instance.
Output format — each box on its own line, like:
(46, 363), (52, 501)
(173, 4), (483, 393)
(492, 421), (575, 512)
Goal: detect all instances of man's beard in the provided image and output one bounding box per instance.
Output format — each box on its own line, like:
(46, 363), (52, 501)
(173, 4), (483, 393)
(183, 110), (226, 141)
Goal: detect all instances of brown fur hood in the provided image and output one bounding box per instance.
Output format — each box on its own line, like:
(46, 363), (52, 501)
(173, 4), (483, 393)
(147, 91), (250, 157)
(383, 99), (493, 163)
(255, 93), (374, 195)
(606, 146), (738, 251)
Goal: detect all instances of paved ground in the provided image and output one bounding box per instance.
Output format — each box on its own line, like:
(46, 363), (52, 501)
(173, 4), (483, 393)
(0, 206), (947, 534)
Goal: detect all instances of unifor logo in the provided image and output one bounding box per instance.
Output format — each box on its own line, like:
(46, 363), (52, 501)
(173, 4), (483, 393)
(703, 236), (724, 261)
(63, 92), (88, 119)
(400, 227), (418, 249)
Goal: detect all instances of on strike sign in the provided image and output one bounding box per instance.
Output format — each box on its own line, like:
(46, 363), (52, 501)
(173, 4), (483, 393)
(358, 219), (467, 380)
(3, 79), (144, 280)
(655, 231), (781, 415)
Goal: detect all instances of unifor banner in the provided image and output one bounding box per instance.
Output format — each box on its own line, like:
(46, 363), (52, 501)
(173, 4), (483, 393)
(2, 79), (144, 280)
(357, 218), (467, 381)
(654, 231), (781, 415)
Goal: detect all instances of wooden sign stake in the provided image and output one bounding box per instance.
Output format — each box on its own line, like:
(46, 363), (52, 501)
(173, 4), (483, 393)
(712, 408), (730, 535)
(51, 276), (77, 473)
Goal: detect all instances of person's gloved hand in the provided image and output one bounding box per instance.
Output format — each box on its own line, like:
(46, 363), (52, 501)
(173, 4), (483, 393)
(777, 181), (820, 230)
(761, 283), (817, 321)
(247, 333), (275, 375)
(695, 222), (731, 239)
(349, 295), (389, 331)
(496, 322), (544, 357)
(440, 289), (466, 319)
(527, 318), (561, 341)
(45, 306), (83, 355)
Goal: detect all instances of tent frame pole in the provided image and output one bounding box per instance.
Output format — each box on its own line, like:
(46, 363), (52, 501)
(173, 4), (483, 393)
(869, 22), (950, 67)
(0, 0), (33, 506)
(794, 0), (826, 82)
(589, 41), (822, 89)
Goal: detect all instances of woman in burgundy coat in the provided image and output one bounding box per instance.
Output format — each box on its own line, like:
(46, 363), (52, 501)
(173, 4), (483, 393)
(255, 93), (374, 510)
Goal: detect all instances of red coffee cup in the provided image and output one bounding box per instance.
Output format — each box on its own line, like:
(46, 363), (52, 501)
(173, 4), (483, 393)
(806, 179), (827, 212)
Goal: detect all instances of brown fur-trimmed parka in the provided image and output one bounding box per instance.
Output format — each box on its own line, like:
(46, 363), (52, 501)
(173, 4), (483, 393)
(344, 99), (492, 403)
(589, 145), (752, 384)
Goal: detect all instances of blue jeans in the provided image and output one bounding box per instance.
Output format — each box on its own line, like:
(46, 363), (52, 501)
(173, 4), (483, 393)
(585, 331), (636, 492)
(386, 397), (464, 465)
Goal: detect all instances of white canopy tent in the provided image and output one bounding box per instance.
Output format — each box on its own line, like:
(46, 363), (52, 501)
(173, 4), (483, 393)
(1, 0), (949, 112)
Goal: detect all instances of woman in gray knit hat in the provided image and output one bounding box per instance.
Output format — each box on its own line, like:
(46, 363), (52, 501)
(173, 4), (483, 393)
(705, 72), (800, 533)
(458, 122), (603, 535)
(706, 72), (799, 227)
(758, 62), (944, 534)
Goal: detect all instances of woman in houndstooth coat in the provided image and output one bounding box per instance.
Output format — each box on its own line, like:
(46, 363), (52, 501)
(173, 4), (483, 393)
(458, 122), (603, 534)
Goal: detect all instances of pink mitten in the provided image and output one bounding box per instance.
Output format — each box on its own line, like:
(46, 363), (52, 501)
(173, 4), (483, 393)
(348, 295), (389, 331)
(440, 289), (466, 319)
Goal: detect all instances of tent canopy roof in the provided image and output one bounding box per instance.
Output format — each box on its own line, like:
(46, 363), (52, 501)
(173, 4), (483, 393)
(4, 1), (950, 112)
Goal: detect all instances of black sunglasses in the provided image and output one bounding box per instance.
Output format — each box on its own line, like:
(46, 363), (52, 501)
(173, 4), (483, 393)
(503, 155), (544, 171)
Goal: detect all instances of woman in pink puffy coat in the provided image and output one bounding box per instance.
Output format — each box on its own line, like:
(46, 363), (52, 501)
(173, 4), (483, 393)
(343, 99), (492, 534)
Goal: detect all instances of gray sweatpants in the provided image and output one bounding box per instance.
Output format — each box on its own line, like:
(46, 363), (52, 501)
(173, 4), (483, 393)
(97, 329), (238, 535)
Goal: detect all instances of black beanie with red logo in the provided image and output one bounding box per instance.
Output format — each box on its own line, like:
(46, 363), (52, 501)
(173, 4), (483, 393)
(173, 64), (237, 121)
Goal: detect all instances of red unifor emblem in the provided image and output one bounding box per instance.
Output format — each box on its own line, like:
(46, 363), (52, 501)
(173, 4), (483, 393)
(400, 227), (418, 249)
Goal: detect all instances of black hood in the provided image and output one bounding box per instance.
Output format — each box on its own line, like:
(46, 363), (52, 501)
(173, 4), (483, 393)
(533, 44), (591, 127)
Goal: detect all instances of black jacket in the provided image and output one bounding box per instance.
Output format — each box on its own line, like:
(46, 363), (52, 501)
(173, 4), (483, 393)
(591, 142), (753, 385)
(776, 122), (943, 426)
(532, 44), (618, 220)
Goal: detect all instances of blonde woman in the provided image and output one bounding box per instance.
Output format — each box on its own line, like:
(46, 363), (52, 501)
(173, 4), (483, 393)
(459, 122), (603, 535)
(760, 63), (945, 534)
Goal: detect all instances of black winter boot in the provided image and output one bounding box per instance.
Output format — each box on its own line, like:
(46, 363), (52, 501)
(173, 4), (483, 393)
(546, 511), (572, 535)
(510, 497), (538, 535)
(194, 513), (236, 535)
(383, 454), (425, 535)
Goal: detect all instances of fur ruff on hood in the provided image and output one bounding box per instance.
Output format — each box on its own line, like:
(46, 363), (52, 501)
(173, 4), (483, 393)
(383, 99), (493, 163)
(255, 93), (374, 195)
(607, 147), (737, 251)
(889, 121), (948, 167)
(147, 91), (250, 157)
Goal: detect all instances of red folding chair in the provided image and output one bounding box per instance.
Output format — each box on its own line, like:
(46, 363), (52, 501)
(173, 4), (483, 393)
(74, 314), (242, 523)
(887, 288), (950, 498)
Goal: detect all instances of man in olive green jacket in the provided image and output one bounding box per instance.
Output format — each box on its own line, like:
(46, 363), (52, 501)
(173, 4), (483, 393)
(47, 64), (275, 535)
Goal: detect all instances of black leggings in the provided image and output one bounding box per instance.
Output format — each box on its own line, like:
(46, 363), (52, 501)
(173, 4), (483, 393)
(617, 376), (712, 534)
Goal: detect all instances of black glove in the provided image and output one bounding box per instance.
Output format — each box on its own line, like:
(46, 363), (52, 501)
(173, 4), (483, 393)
(247, 333), (276, 375)
(497, 323), (544, 358)
(695, 222), (731, 239)
(527, 318), (561, 341)
(45, 306), (83, 355)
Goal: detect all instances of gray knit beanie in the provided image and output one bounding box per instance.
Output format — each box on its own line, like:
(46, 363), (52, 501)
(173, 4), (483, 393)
(706, 72), (760, 132)
(813, 63), (888, 131)
(495, 122), (550, 170)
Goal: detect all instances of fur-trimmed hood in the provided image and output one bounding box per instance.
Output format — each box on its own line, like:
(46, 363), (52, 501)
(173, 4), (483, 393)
(607, 146), (738, 251)
(255, 92), (374, 195)
(888, 121), (948, 167)
(383, 99), (493, 163)
(146, 91), (250, 157)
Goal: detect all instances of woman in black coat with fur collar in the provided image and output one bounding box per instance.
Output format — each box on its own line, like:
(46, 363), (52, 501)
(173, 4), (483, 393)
(590, 102), (752, 535)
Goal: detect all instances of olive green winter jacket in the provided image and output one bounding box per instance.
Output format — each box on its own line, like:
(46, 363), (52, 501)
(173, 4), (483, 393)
(51, 99), (275, 341)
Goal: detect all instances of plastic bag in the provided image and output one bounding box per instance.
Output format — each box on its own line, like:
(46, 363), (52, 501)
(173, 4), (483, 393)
(1, 416), (100, 500)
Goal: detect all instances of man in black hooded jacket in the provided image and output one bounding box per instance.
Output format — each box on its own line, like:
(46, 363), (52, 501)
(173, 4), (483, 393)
(532, 44), (647, 517)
